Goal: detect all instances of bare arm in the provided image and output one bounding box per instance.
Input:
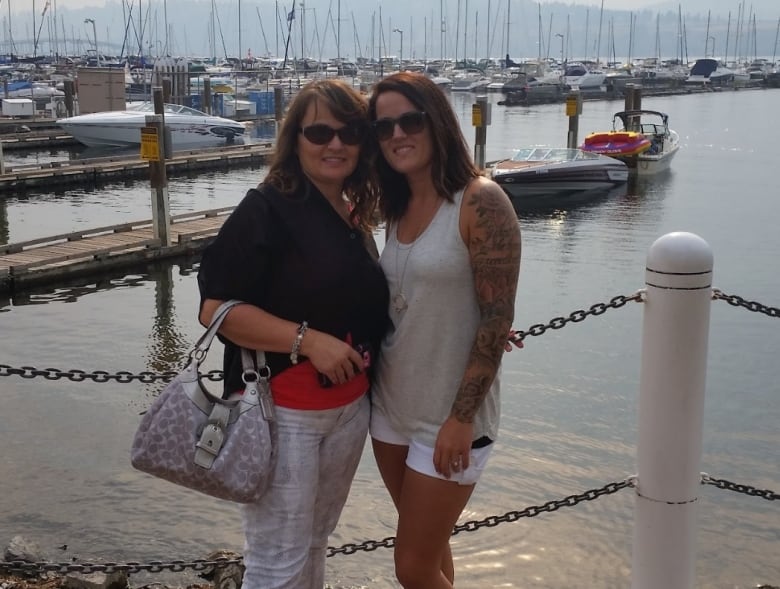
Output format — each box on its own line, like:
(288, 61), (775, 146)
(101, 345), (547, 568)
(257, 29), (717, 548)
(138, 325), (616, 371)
(434, 177), (521, 476)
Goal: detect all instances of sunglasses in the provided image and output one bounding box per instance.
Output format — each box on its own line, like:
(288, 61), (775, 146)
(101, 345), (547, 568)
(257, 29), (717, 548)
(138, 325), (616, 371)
(299, 122), (364, 146)
(372, 111), (427, 141)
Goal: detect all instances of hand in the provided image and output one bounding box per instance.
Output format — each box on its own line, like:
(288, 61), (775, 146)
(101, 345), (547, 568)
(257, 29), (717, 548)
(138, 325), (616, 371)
(504, 329), (524, 352)
(302, 331), (364, 386)
(433, 416), (474, 479)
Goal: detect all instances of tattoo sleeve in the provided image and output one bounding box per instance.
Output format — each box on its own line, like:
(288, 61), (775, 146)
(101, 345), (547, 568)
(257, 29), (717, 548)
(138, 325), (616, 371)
(451, 181), (521, 423)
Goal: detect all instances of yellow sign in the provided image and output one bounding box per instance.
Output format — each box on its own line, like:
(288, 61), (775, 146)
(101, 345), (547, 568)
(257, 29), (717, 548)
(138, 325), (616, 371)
(140, 127), (160, 161)
(566, 96), (581, 117)
(471, 104), (483, 127)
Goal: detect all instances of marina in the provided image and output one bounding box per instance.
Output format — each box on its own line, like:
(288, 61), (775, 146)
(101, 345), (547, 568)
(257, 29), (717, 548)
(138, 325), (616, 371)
(0, 87), (778, 588)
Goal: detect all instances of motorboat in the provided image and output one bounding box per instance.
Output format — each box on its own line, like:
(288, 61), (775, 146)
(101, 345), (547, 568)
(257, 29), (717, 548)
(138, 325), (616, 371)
(685, 58), (743, 86)
(582, 110), (679, 175)
(57, 102), (246, 150)
(490, 147), (629, 198)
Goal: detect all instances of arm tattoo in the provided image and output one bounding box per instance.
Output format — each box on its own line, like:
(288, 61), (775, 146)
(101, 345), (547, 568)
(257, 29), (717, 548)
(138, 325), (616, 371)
(451, 182), (521, 424)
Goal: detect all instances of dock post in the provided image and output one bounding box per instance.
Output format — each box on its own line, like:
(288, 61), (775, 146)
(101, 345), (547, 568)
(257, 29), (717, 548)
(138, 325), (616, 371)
(203, 77), (212, 114)
(162, 79), (172, 105)
(274, 86), (285, 138)
(472, 95), (490, 170)
(145, 88), (171, 247)
(624, 84), (643, 132)
(565, 90), (582, 149)
(631, 232), (713, 589)
(63, 80), (75, 116)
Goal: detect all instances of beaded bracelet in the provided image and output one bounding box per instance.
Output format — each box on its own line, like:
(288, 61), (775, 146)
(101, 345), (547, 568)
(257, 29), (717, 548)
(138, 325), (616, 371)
(290, 321), (308, 365)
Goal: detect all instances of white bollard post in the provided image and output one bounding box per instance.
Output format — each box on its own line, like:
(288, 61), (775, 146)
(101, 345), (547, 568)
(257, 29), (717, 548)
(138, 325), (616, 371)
(631, 232), (713, 589)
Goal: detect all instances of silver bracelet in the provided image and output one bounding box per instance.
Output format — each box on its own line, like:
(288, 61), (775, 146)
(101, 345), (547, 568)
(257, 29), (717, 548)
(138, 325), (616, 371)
(290, 321), (308, 365)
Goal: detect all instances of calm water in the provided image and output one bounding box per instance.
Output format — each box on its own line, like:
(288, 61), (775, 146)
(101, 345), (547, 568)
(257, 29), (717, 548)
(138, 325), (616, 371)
(1, 90), (778, 588)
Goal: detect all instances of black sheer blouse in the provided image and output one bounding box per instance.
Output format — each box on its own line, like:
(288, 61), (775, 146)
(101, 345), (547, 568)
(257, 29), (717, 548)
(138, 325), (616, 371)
(198, 181), (389, 395)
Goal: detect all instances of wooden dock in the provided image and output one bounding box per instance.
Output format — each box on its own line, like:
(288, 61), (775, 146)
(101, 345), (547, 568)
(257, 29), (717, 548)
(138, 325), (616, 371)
(0, 142), (274, 193)
(0, 208), (234, 293)
(0, 130), (79, 150)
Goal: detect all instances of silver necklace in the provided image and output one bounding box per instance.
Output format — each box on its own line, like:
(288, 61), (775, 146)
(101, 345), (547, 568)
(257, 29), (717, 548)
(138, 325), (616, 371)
(392, 236), (415, 313)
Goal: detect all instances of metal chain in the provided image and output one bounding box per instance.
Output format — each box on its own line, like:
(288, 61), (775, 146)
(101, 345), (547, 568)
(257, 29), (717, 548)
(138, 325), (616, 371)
(509, 291), (644, 344)
(712, 289), (780, 318)
(2, 474), (776, 576)
(701, 473), (779, 501)
(0, 479), (633, 574)
(0, 364), (222, 384)
(0, 557), (243, 576)
(328, 478), (634, 556)
(0, 292), (643, 382)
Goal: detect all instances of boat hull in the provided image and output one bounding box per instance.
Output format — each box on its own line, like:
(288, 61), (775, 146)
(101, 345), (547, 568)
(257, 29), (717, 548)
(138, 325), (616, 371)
(57, 104), (246, 150)
(491, 148), (629, 198)
(618, 143), (680, 175)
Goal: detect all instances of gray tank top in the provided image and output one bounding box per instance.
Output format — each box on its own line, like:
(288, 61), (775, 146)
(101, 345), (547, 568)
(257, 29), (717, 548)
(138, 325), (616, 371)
(372, 188), (500, 447)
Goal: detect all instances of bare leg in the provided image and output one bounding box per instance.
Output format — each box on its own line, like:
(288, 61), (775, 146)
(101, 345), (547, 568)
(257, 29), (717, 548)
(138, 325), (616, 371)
(373, 439), (473, 589)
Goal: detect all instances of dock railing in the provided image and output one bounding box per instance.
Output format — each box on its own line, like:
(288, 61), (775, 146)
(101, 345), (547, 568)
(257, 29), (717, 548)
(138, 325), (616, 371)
(0, 231), (777, 588)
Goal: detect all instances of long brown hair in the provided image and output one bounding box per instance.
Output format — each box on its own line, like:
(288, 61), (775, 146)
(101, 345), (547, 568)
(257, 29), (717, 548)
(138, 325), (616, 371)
(264, 79), (378, 231)
(367, 72), (480, 222)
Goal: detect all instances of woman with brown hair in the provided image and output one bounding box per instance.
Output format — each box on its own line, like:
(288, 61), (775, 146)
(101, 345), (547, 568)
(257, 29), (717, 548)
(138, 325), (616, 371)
(197, 79), (389, 589)
(368, 72), (521, 588)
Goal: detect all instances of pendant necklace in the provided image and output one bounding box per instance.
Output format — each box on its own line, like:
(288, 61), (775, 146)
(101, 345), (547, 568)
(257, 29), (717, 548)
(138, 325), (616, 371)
(392, 236), (415, 314)
(392, 197), (441, 314)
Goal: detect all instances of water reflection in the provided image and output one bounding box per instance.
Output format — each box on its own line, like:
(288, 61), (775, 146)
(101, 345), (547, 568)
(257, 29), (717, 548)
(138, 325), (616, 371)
(146, 264), (189, 376)
(0, 197), (7, 244)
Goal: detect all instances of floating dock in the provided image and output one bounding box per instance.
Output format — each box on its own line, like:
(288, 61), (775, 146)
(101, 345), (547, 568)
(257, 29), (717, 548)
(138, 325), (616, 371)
(0, 142), (274, 193)
(0, 208), (233, 294)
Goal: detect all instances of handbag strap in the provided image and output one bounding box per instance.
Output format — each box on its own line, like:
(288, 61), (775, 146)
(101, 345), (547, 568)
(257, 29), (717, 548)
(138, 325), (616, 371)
(192, 300), (270, 377)
(191, 299), (244, 360)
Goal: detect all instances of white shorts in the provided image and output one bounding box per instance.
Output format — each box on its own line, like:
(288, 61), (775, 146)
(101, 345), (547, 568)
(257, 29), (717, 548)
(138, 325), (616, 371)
(370, 408), (494, 486)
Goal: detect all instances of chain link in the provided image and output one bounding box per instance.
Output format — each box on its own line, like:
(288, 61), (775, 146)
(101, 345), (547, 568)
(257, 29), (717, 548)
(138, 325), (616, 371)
(2, 474), (777, 577)
(509, 291), (644, 344)
(0, 364), (221, 384)
(0, 556), (243, 576)
(701, 473), (779, 501)
(712, 289), (780, 318)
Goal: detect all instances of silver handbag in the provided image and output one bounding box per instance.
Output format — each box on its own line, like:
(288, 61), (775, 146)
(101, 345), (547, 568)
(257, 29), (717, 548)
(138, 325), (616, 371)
(130, 300), (277, 503)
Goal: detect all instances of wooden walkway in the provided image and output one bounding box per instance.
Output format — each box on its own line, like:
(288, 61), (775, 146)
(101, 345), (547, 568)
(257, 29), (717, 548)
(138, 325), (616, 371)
(0, 142), (274, 193)
(0, 208), (234, 293)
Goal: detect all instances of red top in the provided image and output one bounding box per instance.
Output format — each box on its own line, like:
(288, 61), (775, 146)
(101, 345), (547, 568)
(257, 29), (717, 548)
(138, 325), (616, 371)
(271, 360), (368, 409)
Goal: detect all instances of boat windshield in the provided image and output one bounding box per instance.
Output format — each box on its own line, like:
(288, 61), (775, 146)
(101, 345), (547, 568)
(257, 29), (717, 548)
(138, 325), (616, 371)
(126, 102), (210, 116)
(510, 147), (604, 162)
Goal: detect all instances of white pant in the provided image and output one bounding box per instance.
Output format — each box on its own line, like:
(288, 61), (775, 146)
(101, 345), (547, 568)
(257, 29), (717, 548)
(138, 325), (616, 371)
(240, 394), (369, 589)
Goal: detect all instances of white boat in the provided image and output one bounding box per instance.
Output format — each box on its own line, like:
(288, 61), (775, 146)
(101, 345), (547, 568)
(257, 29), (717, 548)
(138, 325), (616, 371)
(602, 110), (680, 175)
(685, 58), (742, 86)
(57, 102), (246, 150)
(490, 147), (629, 198)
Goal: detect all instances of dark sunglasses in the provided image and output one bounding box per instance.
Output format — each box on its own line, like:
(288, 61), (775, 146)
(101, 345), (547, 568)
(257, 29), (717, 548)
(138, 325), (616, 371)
(372, 111), (427, 141)
(299, 122), (364, 146)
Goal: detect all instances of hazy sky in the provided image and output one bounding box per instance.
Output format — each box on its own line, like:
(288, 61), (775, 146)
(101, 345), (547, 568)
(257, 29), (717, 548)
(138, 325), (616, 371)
(21, 0), (777, 14)
(14, 0), (727, 11)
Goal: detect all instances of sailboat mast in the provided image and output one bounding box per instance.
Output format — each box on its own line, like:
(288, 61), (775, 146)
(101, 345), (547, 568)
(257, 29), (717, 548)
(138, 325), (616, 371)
(486, 0), (490, 62)
(504, 0), (509, 65)
(773, 16), (779, 65)
(725, 11), (731, 63)
(337, 0), (340, 62)
(595, 0), (604, 65)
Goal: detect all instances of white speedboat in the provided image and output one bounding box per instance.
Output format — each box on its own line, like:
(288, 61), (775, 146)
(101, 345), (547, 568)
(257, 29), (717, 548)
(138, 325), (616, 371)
(57, 102), (246, 150)
(490, 147), (629, 198)
(607, 110), (679, 175)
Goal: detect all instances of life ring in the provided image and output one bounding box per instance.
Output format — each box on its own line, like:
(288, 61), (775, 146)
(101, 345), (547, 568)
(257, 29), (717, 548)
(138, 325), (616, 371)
(55, 100), (67, 117)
